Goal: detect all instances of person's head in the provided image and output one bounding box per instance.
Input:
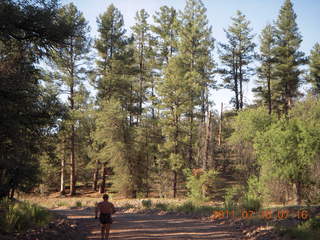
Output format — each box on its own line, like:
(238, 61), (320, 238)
(102, 194), (109, 201)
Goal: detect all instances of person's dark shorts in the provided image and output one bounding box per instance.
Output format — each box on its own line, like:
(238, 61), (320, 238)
(99, 213), (112, 224)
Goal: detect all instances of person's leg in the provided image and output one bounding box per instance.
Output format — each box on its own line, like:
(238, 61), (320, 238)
(105, 224), (111, 240)
(101, 224), (106, 240)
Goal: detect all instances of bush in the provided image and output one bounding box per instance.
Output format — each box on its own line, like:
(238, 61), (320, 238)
(185, 169), (218, 202)
(240, 176), (263, 211)
(278, 216), (320, 240)
(240, 196), (261, 211)
(301, 216), (320, 231)
(75, 201), (82, 208)
(223, 185), (244, 210)
(155, 203), (168, 211)
(0, 198), (51, 234)
(174, 201), (218, 216)
(176, 201), (195, 213)
(141, 200), (152, 208)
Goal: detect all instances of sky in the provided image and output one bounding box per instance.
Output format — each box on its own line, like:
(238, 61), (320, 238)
(60, 0), (320, 111)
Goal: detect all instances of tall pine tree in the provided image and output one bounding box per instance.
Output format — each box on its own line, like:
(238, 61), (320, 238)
(254, 24), (276, 114)
(272, 0), (305, 115)
(308, 43), (320, 95)
(178, 0), (215, 167)
(152, 6), (179, 67)
(50, 3), (91, 195)
(219, 10), (255, 110)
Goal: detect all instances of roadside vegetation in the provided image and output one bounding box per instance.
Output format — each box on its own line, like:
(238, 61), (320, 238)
(0, 198), (51, 234)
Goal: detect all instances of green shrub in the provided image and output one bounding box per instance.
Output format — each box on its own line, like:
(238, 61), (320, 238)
(141, 200), (152, 208)
(241, 196), (261, 211)
(75, 201), (82, 208)
(300, 216), (320, 231)
(185, 169), (218, 202)
(174, 201), (218, 216)
(0, 198), (51, 234)
(239, 176), (263, 211)
(176, 201), (195, 214)
(223, 185), (244, 210)
(278, 216), (320, 240)
(155, 203), (168, 211)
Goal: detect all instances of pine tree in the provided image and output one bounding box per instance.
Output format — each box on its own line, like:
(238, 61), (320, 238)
(178, 0), (215, 167)
(308, 43), (320, 95)
(50, 3), (91, 195)
(254, 24), (276, 114)
(219, 10), (255, 110)
(94, 4), (128, 194)
(95, 4), (130, 103)
(132, 9), (152, 122)
(273, 0), (305, 115)
(158, 56), (189, 198)
(152, 6), (179, 66)
(132, 9), (161, 196)
(94, 99), (142, 197)
(94, 5), (146, 197)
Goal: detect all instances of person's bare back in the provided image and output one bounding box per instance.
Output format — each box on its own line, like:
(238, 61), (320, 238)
(97, 201), (115, 214)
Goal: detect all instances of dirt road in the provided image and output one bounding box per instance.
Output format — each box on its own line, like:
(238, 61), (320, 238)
(53, 208), (245, 240)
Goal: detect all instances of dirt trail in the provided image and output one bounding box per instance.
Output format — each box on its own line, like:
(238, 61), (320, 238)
(53, 208), (245, 240)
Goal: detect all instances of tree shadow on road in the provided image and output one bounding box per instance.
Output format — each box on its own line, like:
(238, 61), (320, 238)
(53, 208), (243, 240)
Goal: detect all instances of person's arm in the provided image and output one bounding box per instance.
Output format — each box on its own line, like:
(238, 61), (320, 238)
(95, 203), (99, 219)
(112, 203), (116, 214)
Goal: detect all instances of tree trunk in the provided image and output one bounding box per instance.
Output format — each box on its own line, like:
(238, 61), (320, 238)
(173, 170), (177, 198)
(60, 155), (65, 195)
(188, 109), (194, 168)
(218, 103), (223, 146)
(131, 190), (137, 199)
(233, 50), (240, 110)
(239, 58), (244, 109)
(70, 124), (76, 196)
(69, 41), (76, 196)
(203, 112), (212, 171)
(267, 65), (272, 115)
(295, 182), (303, 205)
(99, 163), (107, 194)
(92, 160), (100, 191)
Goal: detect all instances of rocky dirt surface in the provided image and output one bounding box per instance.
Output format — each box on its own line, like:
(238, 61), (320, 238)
(54, 207), (246, 239)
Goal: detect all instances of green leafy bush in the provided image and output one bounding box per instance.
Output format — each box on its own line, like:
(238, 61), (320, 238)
(240, 196), (261, 211)
(0, 198), (51, 234)
(75, 201), (82, 208)
(240, 176), (263, 211)
(174, 201), (218, 216)
(141, 199), (152, 208)
(176, 201), (195, 213)
(155, 203), (168, 211)
(278, 216), (320, 240)
(223, 185), (244, 210)
(185, 169), (218, 202)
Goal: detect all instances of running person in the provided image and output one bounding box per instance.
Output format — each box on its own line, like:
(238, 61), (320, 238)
(95, 194), (116, 240)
